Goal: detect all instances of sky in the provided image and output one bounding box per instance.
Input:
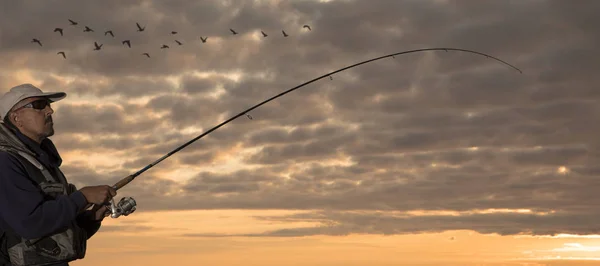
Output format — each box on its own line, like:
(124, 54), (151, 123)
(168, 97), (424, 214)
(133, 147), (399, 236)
(1, 0), (600, 265)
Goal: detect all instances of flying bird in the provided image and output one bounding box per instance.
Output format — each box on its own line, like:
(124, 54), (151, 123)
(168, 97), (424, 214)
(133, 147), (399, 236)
(261, 30), (267, 37)
(175, 40), (182, 45)
(171, 31), (177, 34)
(246, 114), (253, 120)
(142, 53), (150, 58)
(303, 25), (311, 31)
(84, 26), (93, 32)
(54, 28), (63, 36)
(93, 42), (102, 50)
(282, 30), (288, 37)
(200, 36), (207, 43)
(57, 52), (66, 59)
(160, 44), (169, 49)
(122, 40), (131, 48)
(68, 19), (78, 25)
(230, 28), (237, 35)
(31, 38), (42, 46)
(136, 23), (145, 32)
(105, 30), (114, 37)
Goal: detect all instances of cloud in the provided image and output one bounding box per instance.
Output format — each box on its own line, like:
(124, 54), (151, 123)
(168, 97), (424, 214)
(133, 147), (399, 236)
(2, 0), (600, 237)
(182, 209), (600, 238)
(98, 225), (156, 233)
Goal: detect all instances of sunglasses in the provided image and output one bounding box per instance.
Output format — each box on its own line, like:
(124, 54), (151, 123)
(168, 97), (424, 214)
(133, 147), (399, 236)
(16, 99), (51, 111)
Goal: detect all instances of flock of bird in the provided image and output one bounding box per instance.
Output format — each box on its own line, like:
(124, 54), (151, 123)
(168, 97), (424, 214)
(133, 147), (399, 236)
(31, 19), (313, 59)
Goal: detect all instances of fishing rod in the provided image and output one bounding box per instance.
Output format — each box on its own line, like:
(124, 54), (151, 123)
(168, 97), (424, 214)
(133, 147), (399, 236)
(109, 47), (523, 213)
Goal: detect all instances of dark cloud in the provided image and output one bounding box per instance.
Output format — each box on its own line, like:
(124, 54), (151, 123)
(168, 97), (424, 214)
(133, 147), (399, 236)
(98, 223), (189, 234)
(57, 140), (600, 236)
(98, 225), (156, 233)
(2, 0), (599, 237)
(181, 209), (600, 237)
(180, 74), (230, 95)
(51, 103), (163, 139)
(243, 127), (358, 164)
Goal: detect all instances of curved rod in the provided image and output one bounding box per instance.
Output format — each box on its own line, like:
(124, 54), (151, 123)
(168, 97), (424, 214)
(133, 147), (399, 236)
(113, 47), (523, 190)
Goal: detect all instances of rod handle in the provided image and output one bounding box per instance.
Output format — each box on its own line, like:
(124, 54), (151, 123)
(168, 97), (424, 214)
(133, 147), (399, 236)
(113, 175), (135, 191)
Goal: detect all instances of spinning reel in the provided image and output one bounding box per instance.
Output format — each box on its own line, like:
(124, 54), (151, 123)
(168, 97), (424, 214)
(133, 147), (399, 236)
(107, 196), (137, 218)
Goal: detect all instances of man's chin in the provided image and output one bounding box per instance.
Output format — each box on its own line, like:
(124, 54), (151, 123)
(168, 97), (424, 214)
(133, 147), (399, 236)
(45, 127), (55, 137)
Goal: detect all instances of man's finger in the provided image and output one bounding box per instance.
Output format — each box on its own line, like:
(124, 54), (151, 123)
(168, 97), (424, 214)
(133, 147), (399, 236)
(108, 186), (117, 197)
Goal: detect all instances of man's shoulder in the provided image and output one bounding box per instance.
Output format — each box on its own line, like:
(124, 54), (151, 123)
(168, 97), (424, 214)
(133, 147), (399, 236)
(0, 150), (26, 171)
(0, 150), (18, 162)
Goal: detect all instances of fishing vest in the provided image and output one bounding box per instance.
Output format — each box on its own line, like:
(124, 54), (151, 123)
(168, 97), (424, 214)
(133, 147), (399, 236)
(0, 125), (87, 266)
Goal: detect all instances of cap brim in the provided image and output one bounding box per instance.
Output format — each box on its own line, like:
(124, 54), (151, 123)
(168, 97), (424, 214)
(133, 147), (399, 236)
(37, 92), (67, 103)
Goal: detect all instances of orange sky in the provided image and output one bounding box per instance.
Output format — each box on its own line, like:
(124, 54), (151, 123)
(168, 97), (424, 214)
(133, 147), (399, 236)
(68, 210), (600, 266)
(2, 1), (599, 266)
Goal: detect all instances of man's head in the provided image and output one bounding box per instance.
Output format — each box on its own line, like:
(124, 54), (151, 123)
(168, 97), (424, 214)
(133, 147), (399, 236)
(0, 84), (66, 143)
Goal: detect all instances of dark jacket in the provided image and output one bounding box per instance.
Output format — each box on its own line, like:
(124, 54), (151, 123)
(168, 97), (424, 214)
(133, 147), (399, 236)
(0, 124), (102, 266)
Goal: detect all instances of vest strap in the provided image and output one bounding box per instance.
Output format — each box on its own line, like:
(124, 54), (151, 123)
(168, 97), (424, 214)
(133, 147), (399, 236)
(15, 151), (57, 183)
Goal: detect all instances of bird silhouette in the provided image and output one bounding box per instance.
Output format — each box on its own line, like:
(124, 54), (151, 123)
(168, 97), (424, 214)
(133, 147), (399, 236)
(136, 23), (145, 32)
(68, 19), (78, 26)
(142, 53), (150, 58)
(246, 114), (253, 120)
(93, 42), (102, 50)
(282, 30), (288, 37)
(54, 28), (63, 36)
(303, 25), (311, 31)
(31, 38), (42, 46)
(57, 52), (66, 59)
(160, 44), (169, 49)
(261, 30), (268, 37)
(105, 30), (114, 37)
(84, 26), (93, 32)
(171, 31), (177, 34)
(230, 28), (238, 35)
(122, 40), (131, 48)
(200, 36), (207, 43)
(175, 40), (182, 45)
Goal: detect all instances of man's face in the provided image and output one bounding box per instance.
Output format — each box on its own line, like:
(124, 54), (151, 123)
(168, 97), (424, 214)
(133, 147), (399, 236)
(11, 97), (55, 139)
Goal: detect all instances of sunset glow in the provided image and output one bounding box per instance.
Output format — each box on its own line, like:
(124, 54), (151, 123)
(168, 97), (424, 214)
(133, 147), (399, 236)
(1, 0), (597, 265)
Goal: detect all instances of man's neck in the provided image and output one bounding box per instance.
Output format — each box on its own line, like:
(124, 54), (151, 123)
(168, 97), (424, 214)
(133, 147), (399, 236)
(17, 129), (43, 145)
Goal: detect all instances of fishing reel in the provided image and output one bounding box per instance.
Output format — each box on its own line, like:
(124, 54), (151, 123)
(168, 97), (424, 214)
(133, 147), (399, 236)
(107, 196), (137, 218)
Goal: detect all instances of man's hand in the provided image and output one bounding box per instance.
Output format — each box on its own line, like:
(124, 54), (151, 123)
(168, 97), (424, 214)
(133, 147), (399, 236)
(90, 204), (111, 221)
(79, 185), (117, 205)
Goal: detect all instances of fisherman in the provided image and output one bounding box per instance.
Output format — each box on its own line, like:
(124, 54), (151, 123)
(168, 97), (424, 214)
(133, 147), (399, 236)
(0, 84), (117, 266)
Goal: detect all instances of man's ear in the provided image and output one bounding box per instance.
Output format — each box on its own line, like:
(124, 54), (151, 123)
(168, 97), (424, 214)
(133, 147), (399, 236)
(11, 112), (23, 128)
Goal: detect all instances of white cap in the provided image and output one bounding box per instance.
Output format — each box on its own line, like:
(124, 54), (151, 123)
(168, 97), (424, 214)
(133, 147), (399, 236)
(0, 84), (66, 120)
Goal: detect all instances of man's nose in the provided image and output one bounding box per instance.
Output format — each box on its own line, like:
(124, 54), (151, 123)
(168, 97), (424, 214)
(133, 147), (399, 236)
(45, 105), (54, 115)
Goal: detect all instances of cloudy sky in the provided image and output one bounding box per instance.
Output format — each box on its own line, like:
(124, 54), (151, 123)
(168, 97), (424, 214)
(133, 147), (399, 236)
(1, 0), (600, 265)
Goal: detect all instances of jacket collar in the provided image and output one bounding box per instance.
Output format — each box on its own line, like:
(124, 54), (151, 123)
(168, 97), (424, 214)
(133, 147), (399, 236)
(0, 123), (62, 167)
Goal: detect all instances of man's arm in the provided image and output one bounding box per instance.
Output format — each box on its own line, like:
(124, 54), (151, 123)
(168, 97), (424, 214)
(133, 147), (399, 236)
(76, 210), (102, 239)
(68, 183), (104, 239)
(0, 152), (89, 239)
